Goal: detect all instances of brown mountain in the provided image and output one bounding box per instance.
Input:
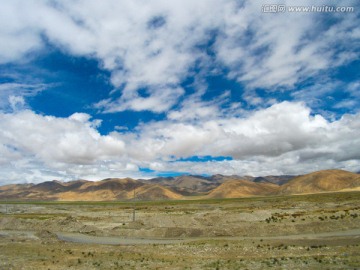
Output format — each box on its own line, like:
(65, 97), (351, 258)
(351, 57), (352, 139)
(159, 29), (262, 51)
(0, 178), (182, 201)
(147, 175), (222, 195)
(29, 180), (69, 193)
(78, 178), (143, 192)
(208, 174), (295, 185)
(135, 184), (183, 200)
(280, 169), (360, 195)
(0, 183), (34, 199)
(207, 179), (280, 198)
(1, 169), (360, 201)
(56, 178), (143, 201)
(0, 183), (34, 192)
(253, 175), (295, 185)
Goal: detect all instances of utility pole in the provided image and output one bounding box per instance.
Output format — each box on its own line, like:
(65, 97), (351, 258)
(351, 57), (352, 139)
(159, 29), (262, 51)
(132, 188), (136, 222)
(4, 198), (9, 214)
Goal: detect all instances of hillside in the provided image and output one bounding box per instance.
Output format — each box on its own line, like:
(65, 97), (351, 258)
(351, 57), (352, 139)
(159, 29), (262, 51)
(207, 179), (280, 198)
(147, 175), (222, 195)
(0, 169), (360, 201)
(253, 175), (295, 185)
(0, 178), (183, 201)
(135, 184), (183, 200)
(280, 169), (360, 195)
(56, 178), (142, 201)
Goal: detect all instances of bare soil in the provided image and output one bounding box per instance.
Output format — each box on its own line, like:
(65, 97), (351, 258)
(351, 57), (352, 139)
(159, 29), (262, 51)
(0, 192), (360, 269)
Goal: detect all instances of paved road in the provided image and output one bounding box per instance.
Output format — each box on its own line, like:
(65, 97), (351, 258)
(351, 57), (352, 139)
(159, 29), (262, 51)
(56, 232), (186, 245)
(56, 228), (360, 245)
(1, 229), (360, 245)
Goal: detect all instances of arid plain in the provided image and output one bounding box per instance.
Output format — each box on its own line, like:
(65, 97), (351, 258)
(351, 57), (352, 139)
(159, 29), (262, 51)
(1, 190), (360, 269)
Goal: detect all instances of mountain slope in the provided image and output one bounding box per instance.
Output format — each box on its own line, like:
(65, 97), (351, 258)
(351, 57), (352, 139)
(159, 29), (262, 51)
(1, 169), (360, 201)
(78, 178), (143, 192)
(280, 169), (360, 195)
(207, 179), (280, 198)
(253, 175), (295, 185)
(134, 184), (183, 200)
(0, 178), (182, 201)
(147, 175), (222, 195)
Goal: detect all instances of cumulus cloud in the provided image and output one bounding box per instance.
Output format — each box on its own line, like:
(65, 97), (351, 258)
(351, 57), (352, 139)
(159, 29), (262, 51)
(119, 102), (328, 161)
(94, 102), (349, 175)
(0, 102), (360, 183)
(0, 1), (359, 183)
(0, 110), (126, 164)
(0, 110), (142, 183)
(116, 101), (360, 176)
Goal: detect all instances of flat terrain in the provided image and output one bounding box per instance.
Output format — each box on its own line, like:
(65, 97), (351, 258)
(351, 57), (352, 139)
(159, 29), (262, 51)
(1, 192), (360, 269)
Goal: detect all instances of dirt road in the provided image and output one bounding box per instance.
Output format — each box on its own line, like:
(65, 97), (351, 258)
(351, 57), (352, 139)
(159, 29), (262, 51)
(2, 228), (360, 245)
(58, 228), (360, 244)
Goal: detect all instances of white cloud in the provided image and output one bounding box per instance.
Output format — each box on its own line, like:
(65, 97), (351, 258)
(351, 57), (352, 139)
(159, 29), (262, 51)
(119, 102), (330, 161)
(0, 110), (125, 165)
(8, 96), (25, 111)
(167, 92), (226, 121)
(1, 0), (358, 112)
(214, 0), (359, 89)
(0, 83), (49, 112)
(0, 110), (143, 183)
(0, 101), (360, 184)
(97, 85), (185, 113)
(332, 81), (360, 112)
(109, 101), (360, 177)
(0, 1), (359, 183)
(0, 0), (42, 64)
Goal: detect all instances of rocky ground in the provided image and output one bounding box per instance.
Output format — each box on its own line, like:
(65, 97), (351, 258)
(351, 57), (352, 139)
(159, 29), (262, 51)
(0, 192), (360, 269)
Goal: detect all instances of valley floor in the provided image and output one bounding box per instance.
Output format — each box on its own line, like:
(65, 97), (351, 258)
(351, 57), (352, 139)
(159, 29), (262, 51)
(0, 192), (360, 269)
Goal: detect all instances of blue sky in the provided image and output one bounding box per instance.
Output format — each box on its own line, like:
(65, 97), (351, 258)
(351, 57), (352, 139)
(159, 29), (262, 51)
(0, 0), (359, 184)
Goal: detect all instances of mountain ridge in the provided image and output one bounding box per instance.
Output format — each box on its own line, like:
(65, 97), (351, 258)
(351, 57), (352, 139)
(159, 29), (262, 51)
(0, 169), (359, 201)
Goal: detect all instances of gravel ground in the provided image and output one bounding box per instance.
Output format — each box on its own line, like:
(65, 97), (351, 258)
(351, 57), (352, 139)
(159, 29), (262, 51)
(0, 192), (360, 269)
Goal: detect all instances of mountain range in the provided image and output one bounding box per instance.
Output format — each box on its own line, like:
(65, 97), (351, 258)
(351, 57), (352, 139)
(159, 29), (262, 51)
(0, 169), (359, 201)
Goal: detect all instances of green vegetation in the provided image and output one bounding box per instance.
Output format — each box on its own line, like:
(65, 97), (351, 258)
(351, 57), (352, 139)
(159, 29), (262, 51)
(0, 213), (67, 220)
(1, 190), (359, 206)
